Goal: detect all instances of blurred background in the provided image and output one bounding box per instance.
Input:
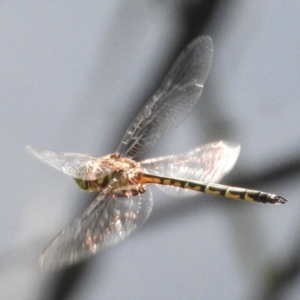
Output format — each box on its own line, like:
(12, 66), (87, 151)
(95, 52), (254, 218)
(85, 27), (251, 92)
(1, 1), (300, 299)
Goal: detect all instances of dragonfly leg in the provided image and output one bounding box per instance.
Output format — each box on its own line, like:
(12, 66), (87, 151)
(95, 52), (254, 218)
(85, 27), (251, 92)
(113, 186), (147, 197)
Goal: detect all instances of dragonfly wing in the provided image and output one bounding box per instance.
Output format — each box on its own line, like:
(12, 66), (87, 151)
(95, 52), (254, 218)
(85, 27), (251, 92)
(39, 190), (153, 269)
(26, 145), (112, 180)
(140, 141), (240, 197)
(116, 36), (213, 158)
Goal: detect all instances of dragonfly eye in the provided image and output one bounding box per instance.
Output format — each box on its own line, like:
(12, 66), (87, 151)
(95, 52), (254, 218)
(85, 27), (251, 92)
(74, 178), (93, 192)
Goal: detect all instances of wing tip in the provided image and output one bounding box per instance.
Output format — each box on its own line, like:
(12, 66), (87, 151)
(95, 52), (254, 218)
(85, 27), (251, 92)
(25, 144), (44, 158)
(25, 144), (34, 153)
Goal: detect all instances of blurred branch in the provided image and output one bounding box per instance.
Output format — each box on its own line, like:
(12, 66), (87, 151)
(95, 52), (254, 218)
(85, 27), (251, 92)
(231, 157), (300, 189)
(259, 239), (300, 300)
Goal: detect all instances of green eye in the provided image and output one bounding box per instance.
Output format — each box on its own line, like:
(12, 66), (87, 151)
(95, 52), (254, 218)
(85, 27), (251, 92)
(74, 179), (91, 191)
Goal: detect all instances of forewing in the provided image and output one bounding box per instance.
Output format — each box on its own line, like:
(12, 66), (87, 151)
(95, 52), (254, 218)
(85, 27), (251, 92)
(140, 141), (240, 197)
(116, 36), (213, 158)
(26, 145), (112, 180)
(39, 191), (153, 269)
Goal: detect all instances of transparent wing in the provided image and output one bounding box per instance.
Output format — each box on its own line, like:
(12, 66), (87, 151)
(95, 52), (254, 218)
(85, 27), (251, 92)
(140, 141), (240, 197)
(39, 190), (153, 269)
(116, 36), (213, 158)
(26, 145), (112, 180)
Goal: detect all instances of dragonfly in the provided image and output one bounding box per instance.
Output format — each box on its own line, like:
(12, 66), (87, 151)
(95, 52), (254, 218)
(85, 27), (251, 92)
(27, 36), (287, 270)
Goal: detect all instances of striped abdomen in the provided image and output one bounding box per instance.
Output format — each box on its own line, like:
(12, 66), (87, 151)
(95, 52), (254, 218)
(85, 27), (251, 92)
(139, 173), (287, 204)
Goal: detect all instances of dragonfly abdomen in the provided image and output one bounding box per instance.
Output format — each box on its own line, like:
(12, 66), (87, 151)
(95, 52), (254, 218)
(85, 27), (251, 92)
(140, 173), (286, 204)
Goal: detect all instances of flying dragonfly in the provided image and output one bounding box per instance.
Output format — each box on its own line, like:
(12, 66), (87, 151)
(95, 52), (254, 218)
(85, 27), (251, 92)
(27, 36), (287, 270)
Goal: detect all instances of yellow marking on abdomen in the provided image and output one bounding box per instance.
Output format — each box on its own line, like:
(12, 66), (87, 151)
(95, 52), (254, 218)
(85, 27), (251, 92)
(244, 190), (259, 202)
(184, 182), (201, 191)
(139, 174), (162, 184)
(163, 179), (171, 185)
(202, 183), (226, 196)
(172, 181), (182, 187)
(225, 187), (246, 200)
